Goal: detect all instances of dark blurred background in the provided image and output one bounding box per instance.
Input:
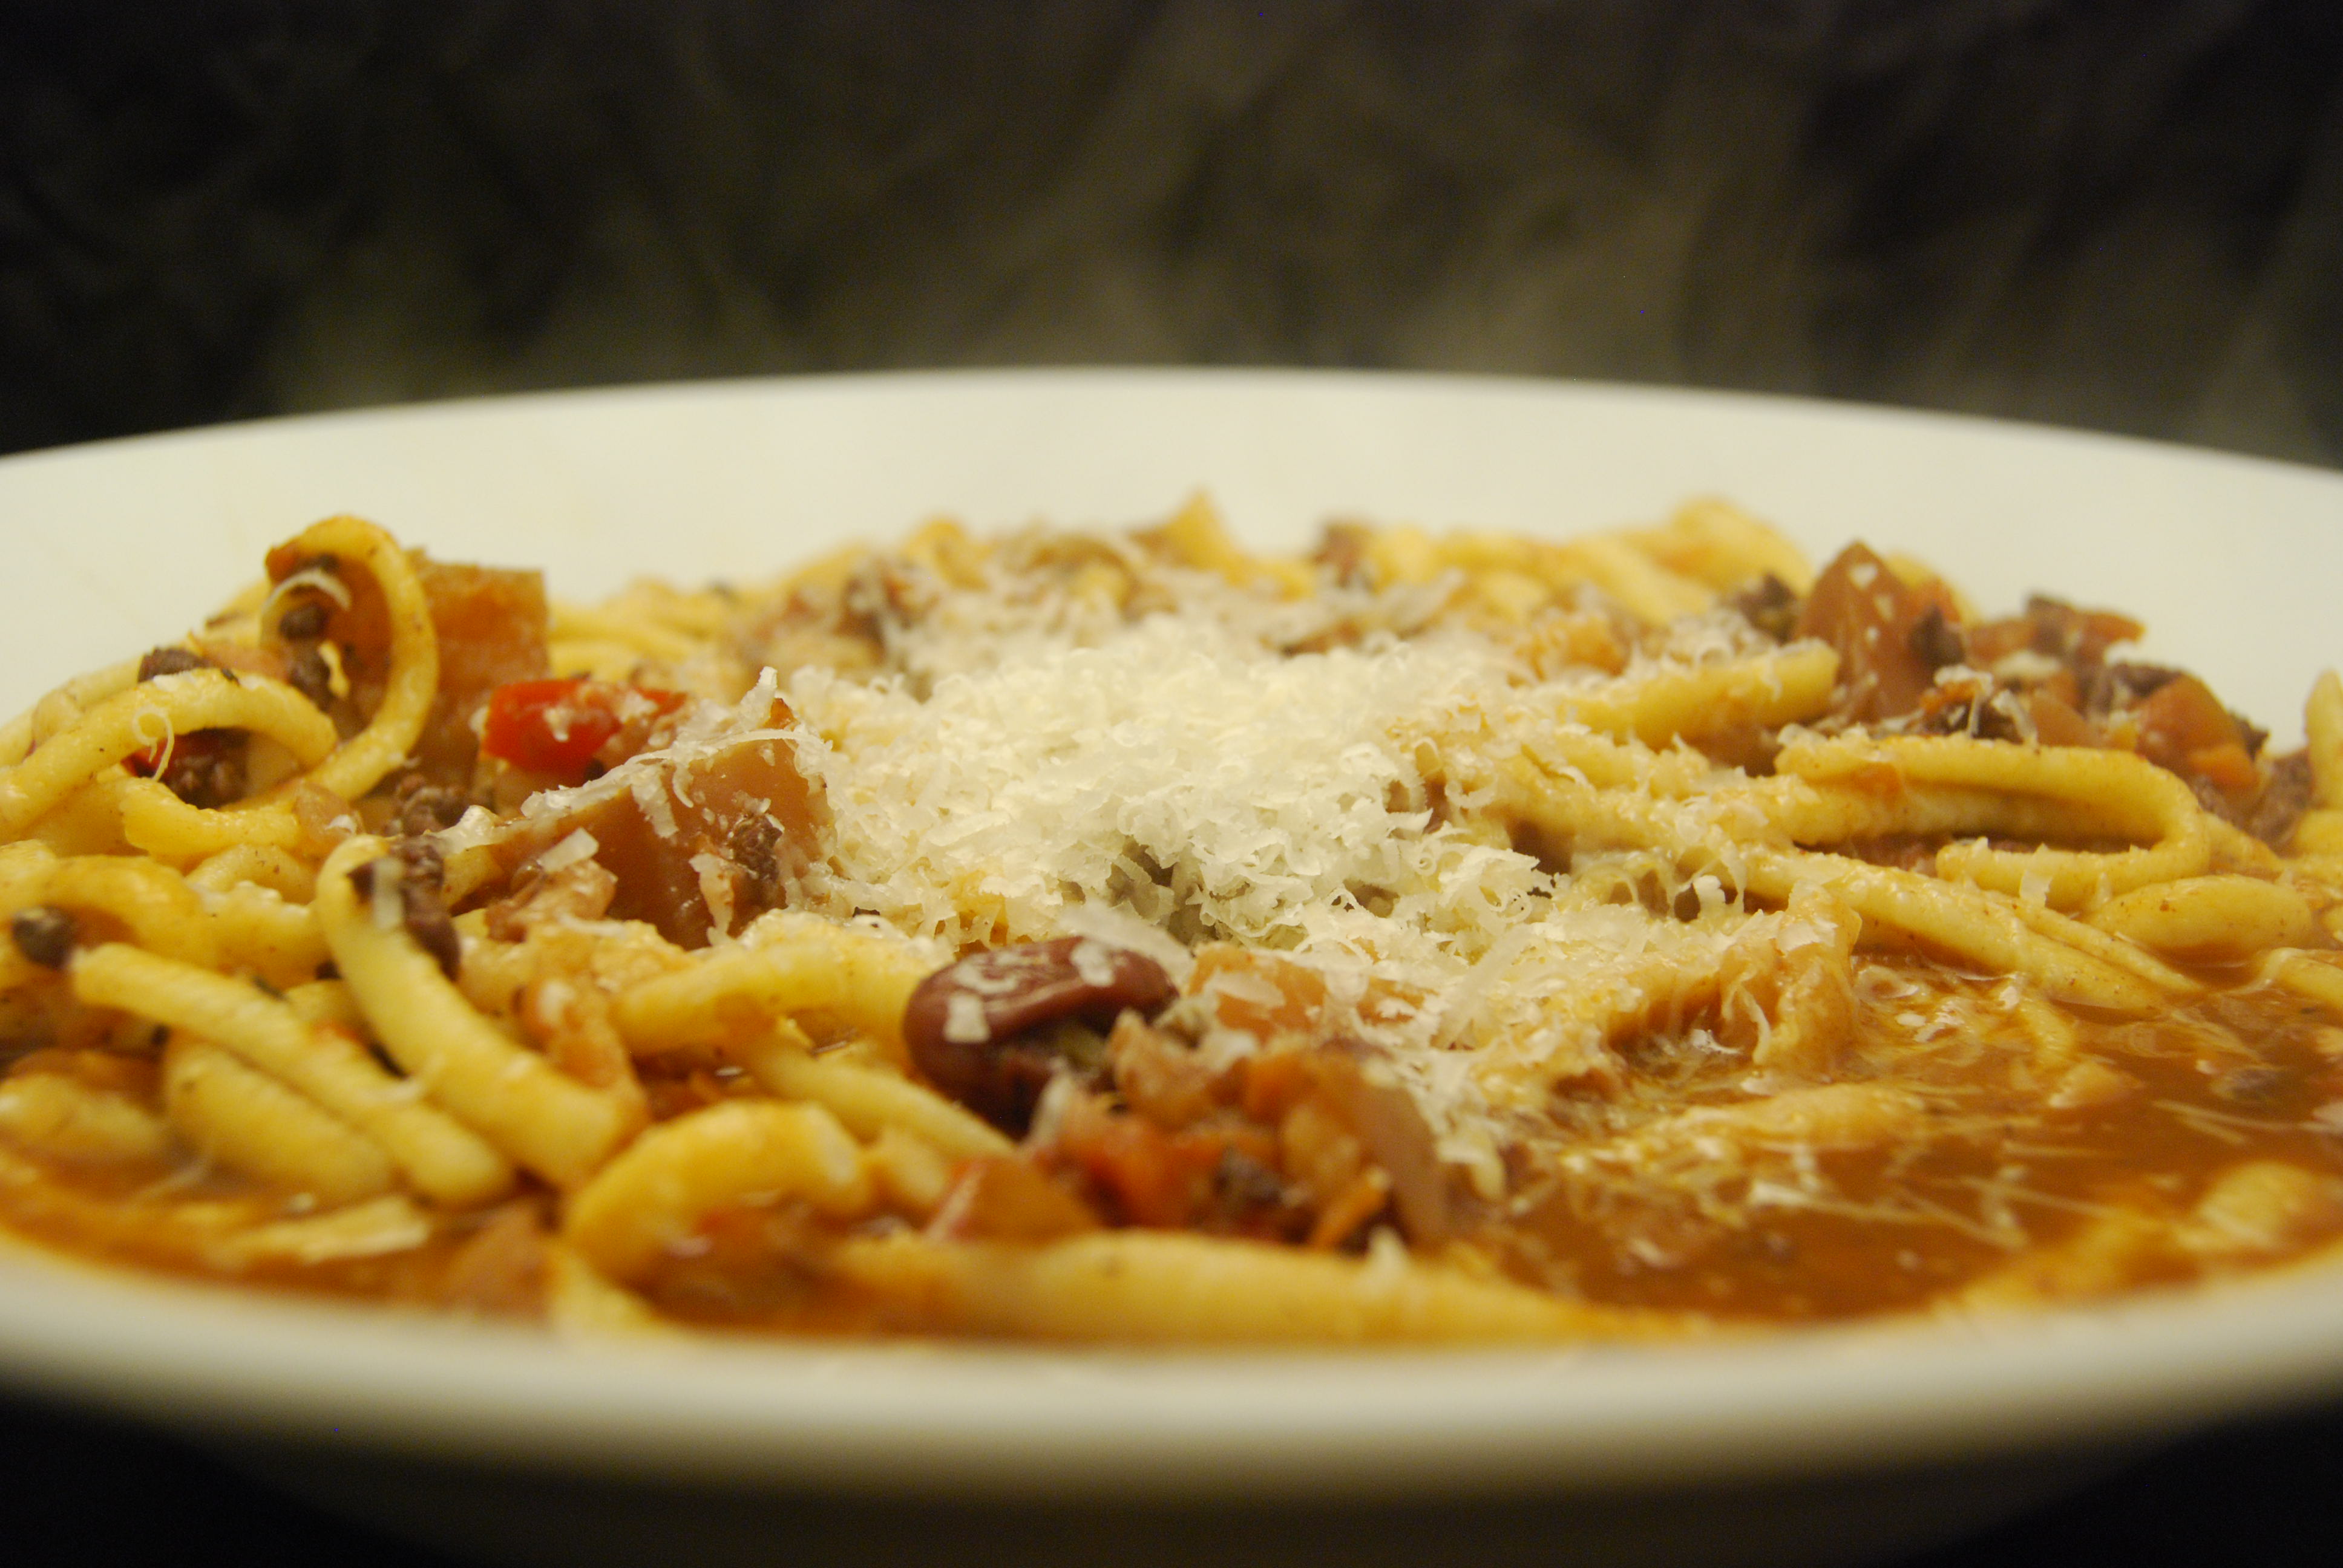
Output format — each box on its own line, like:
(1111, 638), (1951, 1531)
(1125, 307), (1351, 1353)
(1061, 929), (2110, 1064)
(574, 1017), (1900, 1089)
(4, 3), (2343, 1565)
(3, 0), (2341, 465)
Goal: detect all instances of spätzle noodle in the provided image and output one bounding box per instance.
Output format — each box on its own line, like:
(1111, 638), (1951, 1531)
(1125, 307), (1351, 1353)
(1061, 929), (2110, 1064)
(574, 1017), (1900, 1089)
(0, 497), (2339, 1341)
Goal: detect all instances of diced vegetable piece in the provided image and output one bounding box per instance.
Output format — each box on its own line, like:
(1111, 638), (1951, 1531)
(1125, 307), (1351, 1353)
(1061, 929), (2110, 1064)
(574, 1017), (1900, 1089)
(480, 678), (681, 785)
(1795, 543), (1961, 722)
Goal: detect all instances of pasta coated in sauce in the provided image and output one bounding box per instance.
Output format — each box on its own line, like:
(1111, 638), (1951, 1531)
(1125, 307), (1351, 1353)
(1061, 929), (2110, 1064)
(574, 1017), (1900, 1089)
(1, 495), (2339, 1342)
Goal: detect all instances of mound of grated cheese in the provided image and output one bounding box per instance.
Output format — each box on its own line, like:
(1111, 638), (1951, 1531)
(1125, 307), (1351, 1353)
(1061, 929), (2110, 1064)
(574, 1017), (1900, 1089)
(785, 613), (1551, 972)
(765, 573), (1823, 1197)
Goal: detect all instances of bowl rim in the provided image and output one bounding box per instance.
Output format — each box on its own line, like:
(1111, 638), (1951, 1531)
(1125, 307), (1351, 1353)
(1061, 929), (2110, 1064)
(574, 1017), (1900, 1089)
(4, 1238), (2342, 1501)
(2, 367), (2341, 1503)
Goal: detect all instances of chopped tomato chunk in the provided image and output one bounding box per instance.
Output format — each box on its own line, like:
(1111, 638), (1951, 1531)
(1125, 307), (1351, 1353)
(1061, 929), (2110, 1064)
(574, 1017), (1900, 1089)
(1057, 1096), (1225, 1228)
(1967, 598), (2143, 673)
(1795, 543), (1963, 722)
(1192, 946), (1328, 1040)
(2132, 673), (2259, 802)
(480, 678), (681, 785)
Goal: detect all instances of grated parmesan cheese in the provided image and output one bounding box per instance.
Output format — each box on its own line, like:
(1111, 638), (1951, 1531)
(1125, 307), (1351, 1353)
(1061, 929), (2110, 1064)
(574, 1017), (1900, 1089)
(750, 554), (1851, 1173)
(787, 616), (1546, 964)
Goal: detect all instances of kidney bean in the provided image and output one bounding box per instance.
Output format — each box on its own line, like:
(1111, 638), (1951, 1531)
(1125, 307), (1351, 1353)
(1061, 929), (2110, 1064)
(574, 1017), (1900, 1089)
(905, 936), (1176, 1134)
(10, 906), (76, 970)
(350, 838), (462, 980)
(1301, 1045), (1451, 1246)
(393, 780), (474, 837)
(286, 647), (335, 711)
(150, 730), (247, 809)
(274, 598), (330, 642)
(137, 646), (212, 681)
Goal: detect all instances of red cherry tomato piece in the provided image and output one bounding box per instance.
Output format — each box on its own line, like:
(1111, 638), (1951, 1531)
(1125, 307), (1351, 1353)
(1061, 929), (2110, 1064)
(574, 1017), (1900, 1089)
(480, 678), (679, 783)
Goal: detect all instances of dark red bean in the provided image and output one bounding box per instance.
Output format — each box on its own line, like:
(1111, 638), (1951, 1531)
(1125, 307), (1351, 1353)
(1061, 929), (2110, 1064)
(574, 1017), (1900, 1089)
(1301, 1045), (1451, 1246)
(10, 906), (76, 970)
(393, 780), (474, 837)
(137, 647), (212, 681)
(275, 599), (330, 641)
(350, 840), (462, 980)
(1906, 604), (1967, 673)
(286, 647), (335, 710)
(726, 812), (787, 907)
(1728, 574), (1800, 644)
(151, 730), (248, 809)
(905, 937), (1176, 1134)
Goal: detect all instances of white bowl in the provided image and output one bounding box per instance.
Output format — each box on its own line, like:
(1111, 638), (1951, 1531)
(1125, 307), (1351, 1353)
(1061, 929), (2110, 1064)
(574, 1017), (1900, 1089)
(2, 370), (2339, 1567)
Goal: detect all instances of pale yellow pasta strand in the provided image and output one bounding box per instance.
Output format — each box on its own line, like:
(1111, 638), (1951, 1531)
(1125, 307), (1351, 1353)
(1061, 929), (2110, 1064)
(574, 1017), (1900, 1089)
(206, 1194), (434, 1268)
(1558, 745), (2195, 928)
(202, 883), (331, 991)
(542, 1240), (683, 1339)
(2008, 991), (2146, 1111)
(2177, 1160), (2343, 1263)
(0, 1157), (425, 1272)
(2308, 671), (2343, 809)
(594, 577), (741, 636)
(1623, 497), (1816, 593)
(1778, 736), (2210, 908)
(829, 1230), (1697, 1344)
(1742, 850), (2181, 1014)
(1529, 727), (2048, 877)
(102, 772), (313, 859)
(1734, 881), (1860, 1079)
(185, 842), (317, 901)
(1471, 923), (1736, 1103)
(1981, 877), (2209, 995)
(1520, 728), (2071, 854)
(2088, 875), (2318, 963)
(546, 604), (703, 665)
(1515, 726), (1712, 795)
(726, 1025), (1014, 1162)
(162, 1034), (398, 1206)
(2294, 673), (2343, 855)
(70, 943), (513, 1207)
(1541, 533), (1715, 622)
(1951, 1209), (2175, 1310)
(50, 541), (402, 867)
(863, 1126), (955, 1219)
(19, 774), (136, 857)
(1495, 753), (1751, 878)
(0, 1139), (250, 1254)
(281, 978), (364, 1032)
(546, 637), (654, 683)
(613, 916), (934, 1065)
(2207, 815), (2282, 877)
(0, 658), (140, 768)
(282, 515), (441, 802)
(1497, 750), (2194, 1009)
(0, 669), (337, 839)
(0, 1071), (174, 1165)
(1743, 775), (2115, 853)
(1361, 523), (1714, 622)
(0, 852), (220, 967)
(1587, 1083), (1930, 1177)
(314, 838), (641, 1191)
(2291, 814), (2343, 859)
(1145, 493), (1312, 597)
(0, 844), (52, 985)
(562, 1099), (871, 1284)
(1545, 643), (1839, 748)
(2266, 950), (2343, 1022)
